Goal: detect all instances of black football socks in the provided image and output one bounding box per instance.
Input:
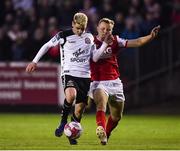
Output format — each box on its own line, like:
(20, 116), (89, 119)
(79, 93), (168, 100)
(61, 99), (72, 123)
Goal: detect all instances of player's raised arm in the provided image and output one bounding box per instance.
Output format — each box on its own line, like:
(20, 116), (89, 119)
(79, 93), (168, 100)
(26, 32), (61, 73)
(126, 25), (160, 48)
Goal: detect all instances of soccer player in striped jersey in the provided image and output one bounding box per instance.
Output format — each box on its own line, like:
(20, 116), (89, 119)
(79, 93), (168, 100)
(26, 13), (112, 145)
(89, 18), (160, 145)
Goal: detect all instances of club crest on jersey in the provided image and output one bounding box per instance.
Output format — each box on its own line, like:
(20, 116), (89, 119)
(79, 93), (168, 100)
(67, 80), (75, 87)
(85, 37), (91, 44)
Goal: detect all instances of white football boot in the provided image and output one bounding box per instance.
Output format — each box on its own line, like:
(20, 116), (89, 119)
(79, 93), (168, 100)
(96, 126), (107, 145)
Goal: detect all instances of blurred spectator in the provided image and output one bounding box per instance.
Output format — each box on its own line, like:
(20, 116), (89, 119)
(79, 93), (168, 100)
(99, 0), (115, 20)
(56, 0), (78, 29)
(12, 0), (33, 11)
(171, 0), (180, 25)
(26, 7), (38, 35)
(36, 0), (56, 19)
(120, 17), (140, 80)
(47, 17), (60, 61)
(128, 6), (143, 27)
(3, 0), (15, 15)
(1, 0), (15, 28)
(131, 0), (142, 10)
(7, 22), (28, 61)
(0, 0), (177, 61)
(139, 10), (159, 36)
(81, 0), (98, 33)
(3, 13), (14, 31)
(81, 0), (97, 17)
(15, 8), (29, 29)
(0, 27), (12, 61)
(121, 17), (140, 39)
(113, 11), (125, 35)
(25, 27), (46, 60)
(143, 0), (155, 11)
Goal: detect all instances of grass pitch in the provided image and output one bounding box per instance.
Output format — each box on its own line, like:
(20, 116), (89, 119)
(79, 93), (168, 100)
(0, 113), (180, 150)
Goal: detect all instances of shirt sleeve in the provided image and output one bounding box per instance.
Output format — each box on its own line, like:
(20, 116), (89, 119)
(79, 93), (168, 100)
(92, 42), (108, 62)
(116, 35), (128, 48)
(49, 32), (65, 46)
(32, 32), (64, 63)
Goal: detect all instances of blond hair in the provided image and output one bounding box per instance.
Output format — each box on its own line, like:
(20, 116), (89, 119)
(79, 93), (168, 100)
(73, 12), (88, 28)
(98, 18), (114, 27)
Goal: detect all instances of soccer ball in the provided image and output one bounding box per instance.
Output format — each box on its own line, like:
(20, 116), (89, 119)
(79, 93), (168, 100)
(64, 121), (82, 139)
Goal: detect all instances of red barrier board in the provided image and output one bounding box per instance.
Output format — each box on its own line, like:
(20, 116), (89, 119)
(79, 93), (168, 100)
(0, 62), (61, 105)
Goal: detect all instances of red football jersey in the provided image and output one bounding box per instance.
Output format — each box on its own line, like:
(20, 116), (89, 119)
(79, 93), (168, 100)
(90, 35), (127, 81)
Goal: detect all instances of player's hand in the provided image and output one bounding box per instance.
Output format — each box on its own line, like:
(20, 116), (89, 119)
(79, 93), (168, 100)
(104, 33), (114, 45)
(26, 62), (37, 73)
(150, 25), (160, 39)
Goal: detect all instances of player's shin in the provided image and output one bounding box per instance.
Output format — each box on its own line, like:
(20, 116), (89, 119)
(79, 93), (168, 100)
(71, 112), (81, 122)
(96, 110), (107, 145)
(55, 99), (72, 137)
(106, 116), (119, 139)
(61, 99), (73, 123)
(96, 110), (106, 129)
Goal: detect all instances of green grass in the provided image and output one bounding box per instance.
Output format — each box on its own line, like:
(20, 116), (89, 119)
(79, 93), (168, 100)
(0, 113), (180, 150)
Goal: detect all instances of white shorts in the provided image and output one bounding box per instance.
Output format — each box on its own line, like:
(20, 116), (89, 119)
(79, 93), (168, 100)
(88, 78), (125, 102)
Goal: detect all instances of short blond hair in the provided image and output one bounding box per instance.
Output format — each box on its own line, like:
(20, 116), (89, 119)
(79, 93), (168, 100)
(98, 18), (114, 27)
(73, 12), (88, 28)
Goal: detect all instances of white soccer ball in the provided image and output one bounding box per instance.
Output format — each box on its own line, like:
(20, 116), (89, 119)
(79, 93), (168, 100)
(64, 121), (82, 139)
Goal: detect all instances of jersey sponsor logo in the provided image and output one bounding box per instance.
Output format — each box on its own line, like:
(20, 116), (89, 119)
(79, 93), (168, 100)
(85, 37), (91, 44)
(73, 48), (88, 57)
(70, 57), (87, 63)
(71, 48), (89, 63)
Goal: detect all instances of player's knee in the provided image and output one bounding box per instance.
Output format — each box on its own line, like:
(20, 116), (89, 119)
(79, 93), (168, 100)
(95, 99), (106, 111)
(66, 92), (76, 103)
(65, 89), (77, 102)
(96, 103), (106, 112)
(66, 95), (76, 102)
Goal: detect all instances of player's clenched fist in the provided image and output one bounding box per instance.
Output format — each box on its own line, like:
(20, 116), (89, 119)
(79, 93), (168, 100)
(104, 33), (114, 45)
(26, 62), (37, 73)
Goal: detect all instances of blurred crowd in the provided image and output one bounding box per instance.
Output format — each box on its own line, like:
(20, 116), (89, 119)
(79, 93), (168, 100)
(0, 0), (180, 62)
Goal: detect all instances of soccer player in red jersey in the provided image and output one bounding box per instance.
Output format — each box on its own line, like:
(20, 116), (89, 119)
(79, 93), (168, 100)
(89, 18), (160, 145)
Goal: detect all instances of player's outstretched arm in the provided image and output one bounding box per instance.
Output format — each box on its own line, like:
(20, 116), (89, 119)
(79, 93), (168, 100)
(127, 25), (160, 48)
(25, 35), (58, 73)
(25, 42), (51, 73)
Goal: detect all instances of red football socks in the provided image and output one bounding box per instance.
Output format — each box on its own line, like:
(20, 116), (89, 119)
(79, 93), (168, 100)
(106, 116), (119, 137)
(96, 110), (106, 130)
